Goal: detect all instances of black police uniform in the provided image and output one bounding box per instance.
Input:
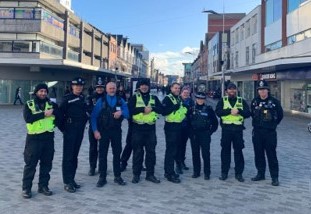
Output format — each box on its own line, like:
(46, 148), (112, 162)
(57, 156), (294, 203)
(59, 77), (88, 192)
(190, 100), (218, 179)
(120, 119), (134, 171)
(251, 81), (283, 185)
(162, 93), (185, 183)
(128, 89), (162, 183)
(86, 78), (105, 176)
(175, 96), (194, 174)
(215, 93), (251, 181)
(22, 84), (61, 198)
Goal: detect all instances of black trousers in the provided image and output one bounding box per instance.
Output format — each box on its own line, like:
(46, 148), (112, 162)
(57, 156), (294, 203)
(98, 128), (122, 178)
(22, 135), (54, 190)
(14, 96), (23, 105)
(190, 131), (211, 176)
(220, 129), (245, 175)
(120, 120), (133, 166)
(132, 129), (157, 177)
(88, 124), (98, 169)
(252, 128), (279, 179)
(175, 126), (191, 164)
(164, 129), (181, 176)
(62, 122), (86, 184)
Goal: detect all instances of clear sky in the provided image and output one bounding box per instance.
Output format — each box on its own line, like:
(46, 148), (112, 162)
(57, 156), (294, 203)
(72, 0), (261, 76)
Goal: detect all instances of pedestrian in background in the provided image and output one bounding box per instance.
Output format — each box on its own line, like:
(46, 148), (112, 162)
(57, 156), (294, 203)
(59, 77), (88, 193)
(91, 82), (129, 187)
(22, 83), (60, 199)
(14, 86), (23, 105)
(215, 82), (250, 182)
(251, 80), (283, 186)
(190, 92), (218, 180)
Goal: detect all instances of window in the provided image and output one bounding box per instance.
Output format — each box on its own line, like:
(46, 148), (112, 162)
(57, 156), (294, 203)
(0, 41), (12, 52)
(230, 53), (234, 69)
(265, 40), (282, 52)
(246, 46), (250, 65)
(287, 28), (311, 45)
(231, 31), (235, 46)
(245, 20), (250, 38)
(235, 51), (239, 67)
(252, 15), (258, 35)
(235, 28), (239, 44)
(15, 8), (34, 19)
(0, 8), (14, 19)
(266, 0), (282, 26)
(240, 25), (244, 41)
(13, 41), (32, 52)
(288, 0), (308, 13)
(252, 43), (257, 63)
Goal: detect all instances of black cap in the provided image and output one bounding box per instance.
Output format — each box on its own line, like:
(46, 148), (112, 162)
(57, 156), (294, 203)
(226, 82), (237, 90)
(95, 77), (104, 88)
(257, 80), (269, 90)
(34, 83), (48, 94)
(195, 92), (206, 99)
(137, 79), (150, 88)
(71, 77), (85, 85)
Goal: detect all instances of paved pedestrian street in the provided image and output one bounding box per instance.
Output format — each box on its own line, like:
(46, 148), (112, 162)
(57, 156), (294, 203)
(0, 104), (310, 214)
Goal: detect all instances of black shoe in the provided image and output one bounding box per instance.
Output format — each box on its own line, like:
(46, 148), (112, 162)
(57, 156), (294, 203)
(271, 178), (279, 186)
(204, 175), (210, 180)
(120, 162), (127, 172)
(164, 173), (180, 179)
(88, 168), (95, 176)
(64, 184), (76, 193)
(166, 175), (181, 183)
(181, 162), (189, 170)
(38, 186), (53, 196)
(132, 175), (140, 184)
(114, 177), (126, 186)
(22, 189), (32, 199)
(72, 181), (81, 189)
(219, 173), (228, 181)
(96, 178), (107, 187)
(235, 174), (245, 182)
(146, 175), (161, 184)
(175, 165), (183, 174)
(192, 173), (200, 178)
(251, 174), (265, 181)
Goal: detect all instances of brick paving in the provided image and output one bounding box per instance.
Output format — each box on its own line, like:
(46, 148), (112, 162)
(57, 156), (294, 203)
(0, 99), (310, 214)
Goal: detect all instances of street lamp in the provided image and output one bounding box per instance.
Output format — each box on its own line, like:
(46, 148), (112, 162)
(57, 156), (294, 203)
(185, 51), (197, 93)
(203, 0), (226, 97)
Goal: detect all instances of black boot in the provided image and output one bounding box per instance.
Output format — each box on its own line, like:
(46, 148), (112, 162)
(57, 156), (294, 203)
(251, 174), (265, 181)
(235, 174), (245, 182)
(166, 174), (181, 183)
(271, 178), (279, 186)
(38, 186), (53, 196)
(132, 175), (140, 184)
(219, 173), (228, 181)
(22, 189), (32, 199)
(88, 168), (95, 176)
(114, 176), (126, 186)
(96, 177), (107, 187)
(64, 183), (76, 193)
(181, 162), (189, 170)
(146, 175), (161, 184)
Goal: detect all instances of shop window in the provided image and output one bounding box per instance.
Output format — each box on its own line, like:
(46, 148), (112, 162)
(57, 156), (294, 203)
(0, 8), (14, 19)
(290, 89), (306, 112)
(13, 41), (32, 52)
(0, 41), (12, 52)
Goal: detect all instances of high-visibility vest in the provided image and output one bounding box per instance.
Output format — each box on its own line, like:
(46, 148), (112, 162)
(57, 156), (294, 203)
(165, 94), (187, 123)
(132, 93), (158, 125)
(221, 96), (244, 125)
(26, 100), (55, 134)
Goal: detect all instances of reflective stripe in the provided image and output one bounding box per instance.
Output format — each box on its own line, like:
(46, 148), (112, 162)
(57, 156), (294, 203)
(165, 94), (187, 123)
(132, 94), (158, 125)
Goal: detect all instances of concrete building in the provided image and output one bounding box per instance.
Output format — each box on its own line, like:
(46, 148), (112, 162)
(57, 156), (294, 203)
(228, 0), (311, 114)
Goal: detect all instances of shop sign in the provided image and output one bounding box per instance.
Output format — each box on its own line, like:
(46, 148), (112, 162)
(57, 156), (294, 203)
(260, 73), (276, 80)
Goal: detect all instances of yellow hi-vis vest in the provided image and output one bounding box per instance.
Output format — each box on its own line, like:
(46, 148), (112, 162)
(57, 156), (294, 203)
(221, 96), (244, 125)
(165, 94), (187, 123)
(132, 93), (158, 125)
(26, 100), (55, 135)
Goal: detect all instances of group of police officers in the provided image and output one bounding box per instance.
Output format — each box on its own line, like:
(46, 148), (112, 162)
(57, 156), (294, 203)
(21, 77), (283, 199)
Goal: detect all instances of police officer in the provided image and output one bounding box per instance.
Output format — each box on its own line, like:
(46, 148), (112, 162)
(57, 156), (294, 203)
(251, 80), (283, 186)
(215, 82), (250, 182)
(129, 79), (162, 184)
(162, 82), (187, 183)
(22, 83), (60, 198)
(91, 82), (129, 187)
(190, 92), (218, 180)
(59, 77), (88, 193)
(86, 77), (105, 176)
(175, 86), (194, 174)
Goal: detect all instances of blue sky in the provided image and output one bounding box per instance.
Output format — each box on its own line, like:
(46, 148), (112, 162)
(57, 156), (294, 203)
(72, 0), (261, 75)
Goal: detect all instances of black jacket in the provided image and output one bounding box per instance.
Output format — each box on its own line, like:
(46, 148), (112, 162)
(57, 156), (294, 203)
(128, 91), (162, 131)
(215, 96), (251, 131)
(190, 103), (218, 134)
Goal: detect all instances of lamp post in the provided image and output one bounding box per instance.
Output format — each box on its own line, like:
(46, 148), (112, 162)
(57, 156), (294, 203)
(185, 51), (197, 93)
(203, 0), (226, 97)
